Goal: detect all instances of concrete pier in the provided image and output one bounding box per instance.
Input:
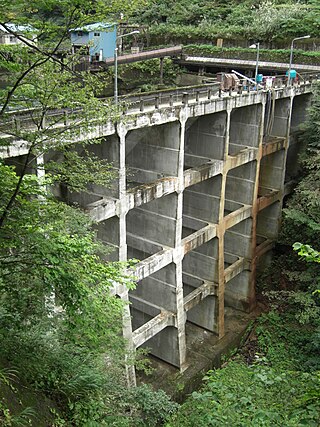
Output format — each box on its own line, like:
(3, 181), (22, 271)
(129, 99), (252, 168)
(1, 83), (314, 385)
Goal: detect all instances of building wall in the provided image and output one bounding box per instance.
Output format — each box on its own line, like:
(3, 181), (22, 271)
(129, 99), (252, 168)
(71, 26), (116, 60)
(70, 31), (90, 46)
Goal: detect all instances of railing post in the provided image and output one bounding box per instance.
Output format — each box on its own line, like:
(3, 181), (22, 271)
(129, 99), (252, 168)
(195, 90), (200, 102)
(13, 115), (20, 132)
(229, 87), (232, 96)
(155, 95), (159, 109)
(237, 84), (243, 95)
(139, 99), (144, 112)
(207, 89), (212, 100)
(169, 94), (174, 107)
(182, 92), (188, 105)
(219, 88), (222, 97)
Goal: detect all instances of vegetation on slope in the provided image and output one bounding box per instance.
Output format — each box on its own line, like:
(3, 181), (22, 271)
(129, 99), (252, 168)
(167, 308), (320, 426)
(131, 0), (320, 45)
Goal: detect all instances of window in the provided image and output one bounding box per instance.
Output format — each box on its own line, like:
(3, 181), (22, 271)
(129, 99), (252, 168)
(10, 36), (15, 42)
(77, 31), (83, 36)
(94, 32), (100, 37)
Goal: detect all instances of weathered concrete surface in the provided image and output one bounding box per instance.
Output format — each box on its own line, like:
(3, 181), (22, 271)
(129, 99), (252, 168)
(137, 305), (261, 402)
(2, 81), (315, 386)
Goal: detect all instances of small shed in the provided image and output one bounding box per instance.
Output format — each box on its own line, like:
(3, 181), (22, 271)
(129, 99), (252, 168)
(70, 23), (117, 62)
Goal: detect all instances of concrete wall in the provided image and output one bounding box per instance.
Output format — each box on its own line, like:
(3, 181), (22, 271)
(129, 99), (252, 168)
(2, 83), (313, 385)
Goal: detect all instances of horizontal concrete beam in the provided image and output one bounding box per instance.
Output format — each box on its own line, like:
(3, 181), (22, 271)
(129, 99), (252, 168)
(86, 197), (118, 221)
(262, 137), (286, 157)
(132, 309), (176, 348)
(255, 239), (275, 259)
(224, 205), (251, 230)
(184, 160), (224, 188)
(181, 224), (217, 255)
(257, 190), (280, 212)
(126, 177), (178, 210)
(180, 56), (320, 73)
(227, 147), (258, 169)
(184, 281), (217, 312)
(0, 138), (30, 158)
(129, 248), (173, 281)
(224, 257), (251, 283)
(0, 120), (117, 159)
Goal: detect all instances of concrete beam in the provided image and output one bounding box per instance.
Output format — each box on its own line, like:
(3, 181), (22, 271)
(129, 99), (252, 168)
(132, 310), (176, 348)
(227, 147), (257, 169)
(130, 248), (173, 281)
(183, 160), (223, 188)
(262, 137), (286, 157)
(181, 224), (217, 255)
(86, 197), (118, 221)
(224, 257), (251, 283)
(257, 190), (280, 212)
(255, 239), (275, 259)
(224, 205), (251, 230)
(183, 281), (217, 312)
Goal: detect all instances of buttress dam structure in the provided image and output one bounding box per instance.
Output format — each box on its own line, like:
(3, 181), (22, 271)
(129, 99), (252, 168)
(1, 78), (316, 385)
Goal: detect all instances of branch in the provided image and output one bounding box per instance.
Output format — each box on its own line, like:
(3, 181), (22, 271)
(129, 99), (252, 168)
(0, 9), (81, 114)
(0, 57), (48, 115)
(0, 145), (34, 228)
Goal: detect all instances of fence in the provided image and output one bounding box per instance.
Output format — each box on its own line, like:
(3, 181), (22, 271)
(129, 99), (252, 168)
(1, 72), (318, 135)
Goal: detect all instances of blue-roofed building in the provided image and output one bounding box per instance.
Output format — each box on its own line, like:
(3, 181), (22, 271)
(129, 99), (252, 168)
(70, 23), (117, 62)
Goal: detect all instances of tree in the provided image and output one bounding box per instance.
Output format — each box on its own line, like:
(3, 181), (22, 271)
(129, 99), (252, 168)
(0, 1), (179, 425)
(281, 82), (320, 249)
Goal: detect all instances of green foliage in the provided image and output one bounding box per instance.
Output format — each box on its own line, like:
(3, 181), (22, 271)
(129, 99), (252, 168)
(280, 83), (320, 272)
(293, 243), (320, 264)
(168, 362), (320, 426)
(0, 141), (177, 426)
(0, 161), (134, 424)
(132, 0), (320, 44)
(0, 368), (36, 426)
(168, 307), (320, 426)
(119, 57), (181, 92)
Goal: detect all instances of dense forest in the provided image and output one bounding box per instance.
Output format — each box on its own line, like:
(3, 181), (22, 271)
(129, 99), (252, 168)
(130, 0), (320, 46)
(0, 0), (319, 426)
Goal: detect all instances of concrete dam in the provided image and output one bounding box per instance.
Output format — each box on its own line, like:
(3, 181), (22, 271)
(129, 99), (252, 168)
(2, 80), (315, 385)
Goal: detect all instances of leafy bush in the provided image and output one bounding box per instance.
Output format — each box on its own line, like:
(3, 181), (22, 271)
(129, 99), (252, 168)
(167, 361), (320, 426)
(167, 306), (320, 426)
(132, 0), (320, 44)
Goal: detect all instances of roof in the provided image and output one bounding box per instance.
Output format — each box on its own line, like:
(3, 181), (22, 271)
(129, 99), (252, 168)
(0, 23), (36, 34)
(71, 22), (116, 32)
